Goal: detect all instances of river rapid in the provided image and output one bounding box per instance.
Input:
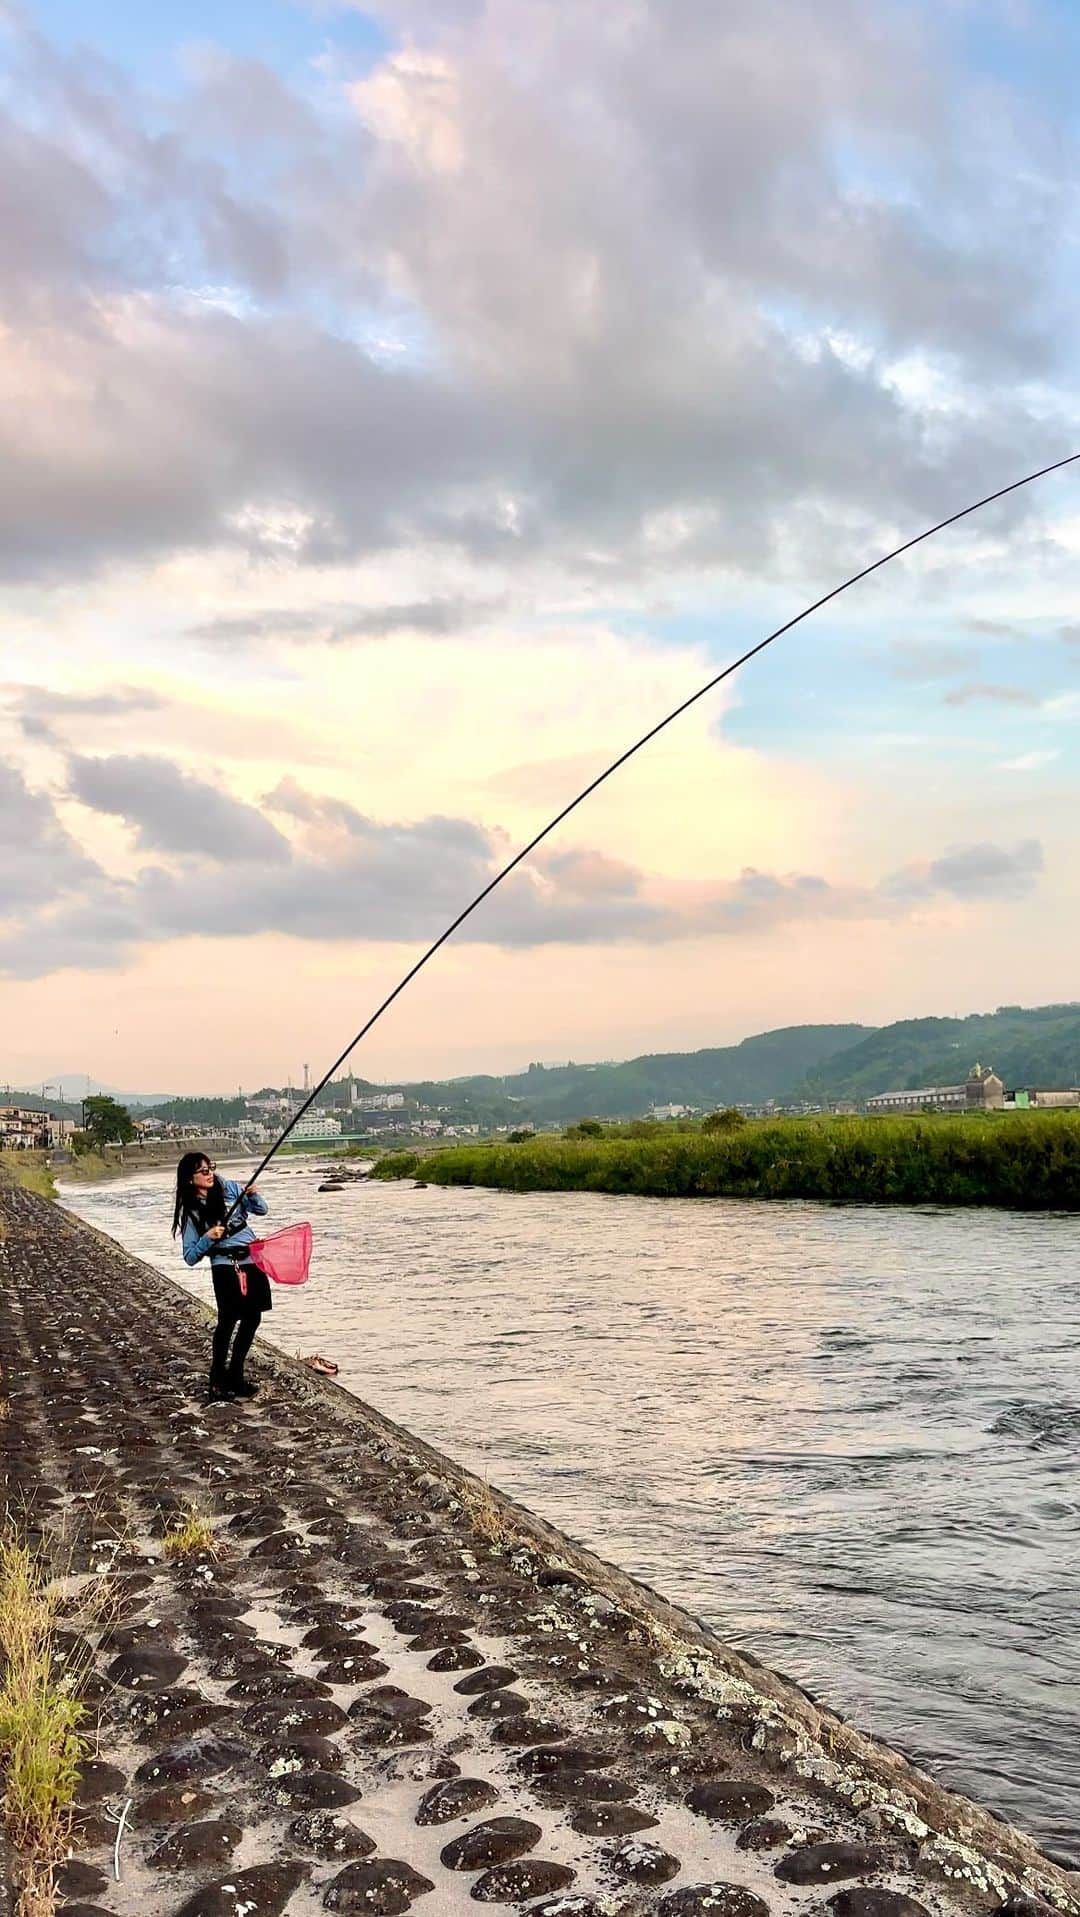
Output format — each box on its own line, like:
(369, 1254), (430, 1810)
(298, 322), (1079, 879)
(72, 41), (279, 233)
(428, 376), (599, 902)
(61, 1164), (1080, 1862)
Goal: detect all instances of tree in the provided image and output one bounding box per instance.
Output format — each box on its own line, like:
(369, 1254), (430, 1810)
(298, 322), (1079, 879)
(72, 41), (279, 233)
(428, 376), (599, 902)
(82, 1095), (136, 1150)
(702, 1107), (747, 1134)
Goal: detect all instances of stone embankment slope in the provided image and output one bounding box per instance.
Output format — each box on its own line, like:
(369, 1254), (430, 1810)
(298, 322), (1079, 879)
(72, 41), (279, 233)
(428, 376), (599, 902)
(0, 1178), (1074, 1917)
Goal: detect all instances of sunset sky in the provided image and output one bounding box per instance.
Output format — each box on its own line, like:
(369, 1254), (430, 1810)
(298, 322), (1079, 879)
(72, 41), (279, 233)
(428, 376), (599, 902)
(4, 0), (1080, 1094)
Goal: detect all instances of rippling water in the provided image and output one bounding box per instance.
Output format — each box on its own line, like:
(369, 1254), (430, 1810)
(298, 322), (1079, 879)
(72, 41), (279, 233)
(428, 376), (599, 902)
(62, 1165), (1080, 1860)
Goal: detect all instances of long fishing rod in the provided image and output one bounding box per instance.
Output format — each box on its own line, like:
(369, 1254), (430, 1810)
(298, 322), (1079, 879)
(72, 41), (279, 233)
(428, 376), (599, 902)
(225, 449), (1079, 1223)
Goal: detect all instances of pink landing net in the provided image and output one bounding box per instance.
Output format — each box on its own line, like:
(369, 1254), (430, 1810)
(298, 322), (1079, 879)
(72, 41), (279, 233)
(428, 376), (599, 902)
(248, 1222), (313, 1286)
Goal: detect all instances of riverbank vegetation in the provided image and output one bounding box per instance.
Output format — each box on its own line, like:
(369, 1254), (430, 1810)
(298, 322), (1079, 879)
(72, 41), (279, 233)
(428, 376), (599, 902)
(0, 1156), (57, 1201)
(371, 1111), (1080, 1208)
(0, 1529), (90, 1917)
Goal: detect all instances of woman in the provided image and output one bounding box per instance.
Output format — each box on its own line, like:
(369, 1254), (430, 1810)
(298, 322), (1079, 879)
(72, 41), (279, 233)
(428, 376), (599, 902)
(172, 1153), (270, 1402)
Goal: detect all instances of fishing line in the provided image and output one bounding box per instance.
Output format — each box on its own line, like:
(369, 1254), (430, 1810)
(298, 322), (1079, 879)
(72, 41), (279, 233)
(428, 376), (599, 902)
(225, 449), (1080, 1223)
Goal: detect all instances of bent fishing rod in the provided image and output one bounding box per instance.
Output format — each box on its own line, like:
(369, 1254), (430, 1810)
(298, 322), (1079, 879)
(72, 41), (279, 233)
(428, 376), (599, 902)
(224, 448), (1080, 1223)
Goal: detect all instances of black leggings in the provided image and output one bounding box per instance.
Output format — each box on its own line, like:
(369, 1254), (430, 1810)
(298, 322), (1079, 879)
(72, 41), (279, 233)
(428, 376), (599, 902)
(210, 1265), (265, 1380)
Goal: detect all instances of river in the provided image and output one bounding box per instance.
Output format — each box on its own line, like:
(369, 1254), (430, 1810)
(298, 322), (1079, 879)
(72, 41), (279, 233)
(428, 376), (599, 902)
(60, 1164), (1080, 1862)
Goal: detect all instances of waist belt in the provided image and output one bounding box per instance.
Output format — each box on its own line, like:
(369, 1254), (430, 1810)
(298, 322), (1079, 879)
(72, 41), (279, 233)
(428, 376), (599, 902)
(211, 1244), (252, 1264)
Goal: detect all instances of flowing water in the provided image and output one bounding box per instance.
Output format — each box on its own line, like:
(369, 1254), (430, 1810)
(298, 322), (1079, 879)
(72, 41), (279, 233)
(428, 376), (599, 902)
(62, 1165), (1080, 1860)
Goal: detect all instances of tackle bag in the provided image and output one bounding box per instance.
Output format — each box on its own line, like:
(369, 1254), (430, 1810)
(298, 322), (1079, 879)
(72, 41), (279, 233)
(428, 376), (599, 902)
(247, 1221), (313, 1286)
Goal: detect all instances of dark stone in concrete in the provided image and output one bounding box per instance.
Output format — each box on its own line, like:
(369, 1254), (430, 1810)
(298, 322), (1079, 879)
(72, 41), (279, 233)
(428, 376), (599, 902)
(407, 1625), (470, 1651)
(427, 1645), (482, 1673)
(416, 1778), (500, 1825)
(466, 1689), (528, 1720)
(570, 1803), (658, 1837)
(364, 1687), (432, 1720)
(149, 1819), (244, 1870)
(288, 1812), (376, 1860)
(775, 1844), (890, 1886)
(173, 1862), (309, 1917)
(453, 1666), (518, 1695)
(258, 1732), (345, 1773)
(107, 1648), (187, 1690)
(488, 1716), (567, 1748)
(606, 1838), (681, 1885)
(135, 1785), (218, 1825)
(55, 1862), (107, 1899)
(349, 1689), (433, 1748)
(540, 1771), (635, 1803)
(323, 1859), (434, 1915)
(517, 1746), (612, 1777)
(659, 1888), (771, 1917)
(269, 1771), (363, 1810)
(71, 1810), (120, 1848)
(441, 1818), (542, 1870)
(471, 1861), (576, 1902)
(134, 1735), (251, 1786)
(829, 1894), (931, 1917)
(227, 1671), (332, 1703)
(738, 1819), (794, 1853)
(318, 1656), (389, 1684)
(686, 1780), (776, 1823)
(566, 1667), (622, 1694)
(242, 1696), (349, 1737)
(249, 1530), (321, 1565)
(57, 1906), (115, 1917)
(302, 1625), (373, 1653)
(75, 1759), (126, 1804)
(530, 1901), (603, 1917)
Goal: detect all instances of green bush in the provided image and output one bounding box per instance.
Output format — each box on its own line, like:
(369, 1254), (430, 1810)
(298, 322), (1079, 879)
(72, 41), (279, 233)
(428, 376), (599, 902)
(370, 1151), (421, 1181)
(367, 1112), (1080, 1209)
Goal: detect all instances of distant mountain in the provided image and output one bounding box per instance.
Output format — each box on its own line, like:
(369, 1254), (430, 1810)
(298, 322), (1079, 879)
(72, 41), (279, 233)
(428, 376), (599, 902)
(797, 1003), (1080, 1103)
(17, 1080), (178, 1109)
(393, 1024), (872, 1123)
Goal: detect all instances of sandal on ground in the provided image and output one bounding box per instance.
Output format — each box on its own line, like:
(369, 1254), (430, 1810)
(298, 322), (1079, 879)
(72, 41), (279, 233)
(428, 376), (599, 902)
(300, 1353), (339, 1376)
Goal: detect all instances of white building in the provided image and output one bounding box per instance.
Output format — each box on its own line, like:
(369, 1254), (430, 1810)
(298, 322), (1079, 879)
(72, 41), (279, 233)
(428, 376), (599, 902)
(292, 1113), (342, 1140)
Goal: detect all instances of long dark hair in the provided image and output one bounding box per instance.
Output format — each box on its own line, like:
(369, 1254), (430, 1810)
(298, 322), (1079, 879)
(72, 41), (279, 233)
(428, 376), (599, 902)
(172, 1152), (227, 1237)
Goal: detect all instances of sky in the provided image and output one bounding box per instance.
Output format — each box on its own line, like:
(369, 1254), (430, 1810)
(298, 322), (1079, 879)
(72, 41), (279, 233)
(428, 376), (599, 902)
(3, 0), (1080, 1094)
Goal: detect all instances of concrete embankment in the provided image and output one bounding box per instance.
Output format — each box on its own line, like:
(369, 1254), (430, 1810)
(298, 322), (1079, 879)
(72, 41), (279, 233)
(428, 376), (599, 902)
(0, 1177), (1075, 1917)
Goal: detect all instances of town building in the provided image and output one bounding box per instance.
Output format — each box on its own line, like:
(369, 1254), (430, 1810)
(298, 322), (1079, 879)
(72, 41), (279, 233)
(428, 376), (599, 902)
(0, 1106), (73, 1149)
(291, 1112), (342, 1140)
(350, 1088), (405, 1111)
(866, 1063), (1005, 1116)
(1007, 1087), (1080, 1110)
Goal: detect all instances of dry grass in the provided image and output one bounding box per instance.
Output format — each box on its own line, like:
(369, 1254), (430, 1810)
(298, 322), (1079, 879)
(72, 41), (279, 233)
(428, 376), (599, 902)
(15, 1859), (59, 1917)
(163, 1501), (224, 1561)
(459, 1478), (520, 1549)
(0, 1530), (88, 1877)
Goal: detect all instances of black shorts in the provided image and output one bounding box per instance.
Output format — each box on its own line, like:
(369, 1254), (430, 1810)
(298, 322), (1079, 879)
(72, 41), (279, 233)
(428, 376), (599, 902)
(211, 1261), (272, 1314)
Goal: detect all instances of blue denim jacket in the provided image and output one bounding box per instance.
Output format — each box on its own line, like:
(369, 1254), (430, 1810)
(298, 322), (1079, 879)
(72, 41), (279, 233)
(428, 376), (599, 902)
(182, 1178), (268, 1267)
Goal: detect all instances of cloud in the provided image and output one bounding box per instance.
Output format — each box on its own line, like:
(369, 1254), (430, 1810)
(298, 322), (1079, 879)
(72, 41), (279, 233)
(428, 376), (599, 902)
(0, 756), (1050, 978)
(942, 682), (1040, 707)
(883, 838), (1044, 902)
(0, 3), (1072, 588)
(67, 753), (292, 861)
(889, 640), (979, 681)
(2, 682), (167, 743)
(0, 759), (102, 912)
(188, 596), (502, 645)
(998, 749), (1060, 773)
